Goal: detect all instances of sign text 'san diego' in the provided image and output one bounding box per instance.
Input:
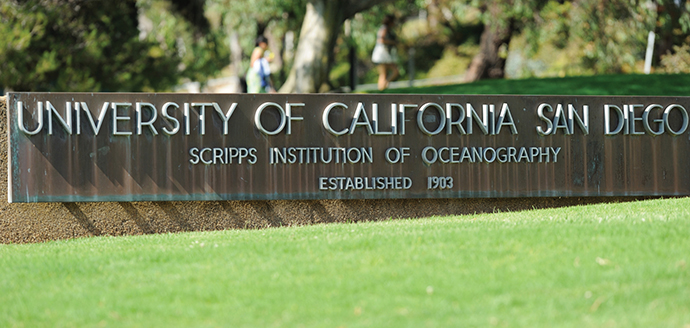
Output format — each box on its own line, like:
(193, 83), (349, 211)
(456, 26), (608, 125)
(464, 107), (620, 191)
(6, 93), (690, 202)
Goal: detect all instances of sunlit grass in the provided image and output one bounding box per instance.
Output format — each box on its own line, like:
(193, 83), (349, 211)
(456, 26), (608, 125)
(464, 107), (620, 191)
(1, 197), (689, 327)
(381, 73), (690, 96)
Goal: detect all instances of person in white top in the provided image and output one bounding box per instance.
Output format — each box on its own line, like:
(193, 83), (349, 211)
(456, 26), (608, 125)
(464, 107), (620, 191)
(371, 15), (399, 91)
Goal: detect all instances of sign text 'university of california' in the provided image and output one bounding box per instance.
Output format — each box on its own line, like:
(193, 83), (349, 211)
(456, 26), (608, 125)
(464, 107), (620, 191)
(6, 93), (690, 202)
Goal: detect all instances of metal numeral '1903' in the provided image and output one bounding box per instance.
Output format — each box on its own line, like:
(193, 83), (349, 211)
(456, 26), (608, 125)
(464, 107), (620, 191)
(427, 176), (453, 190)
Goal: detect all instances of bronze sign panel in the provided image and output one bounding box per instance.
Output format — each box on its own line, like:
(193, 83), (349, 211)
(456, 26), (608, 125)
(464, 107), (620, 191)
(6, 92), (690, 202)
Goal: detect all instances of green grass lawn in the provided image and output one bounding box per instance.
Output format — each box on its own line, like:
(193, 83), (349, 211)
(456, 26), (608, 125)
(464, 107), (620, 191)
(3, 74), (690, 327)
(2, 197), (689, 327)
(381, 73), (690, 96)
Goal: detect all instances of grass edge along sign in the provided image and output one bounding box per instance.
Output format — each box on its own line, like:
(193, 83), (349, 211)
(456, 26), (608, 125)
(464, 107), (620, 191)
(6, 92), (690, 203)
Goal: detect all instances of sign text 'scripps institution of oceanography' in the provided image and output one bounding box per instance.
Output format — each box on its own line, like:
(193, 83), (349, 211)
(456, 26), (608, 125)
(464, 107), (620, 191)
(6, 93), (690, 202)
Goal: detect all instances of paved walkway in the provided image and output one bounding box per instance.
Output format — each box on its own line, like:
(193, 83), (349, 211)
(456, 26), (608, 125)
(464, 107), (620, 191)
(175, 73), (467, 93)
(353, 74), (466, 92)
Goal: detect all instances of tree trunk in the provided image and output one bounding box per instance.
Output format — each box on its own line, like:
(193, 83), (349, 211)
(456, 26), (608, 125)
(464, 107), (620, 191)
(229, 31), (242, 77)
(280, 0), (393, 93)
(464, 7), (514, 82)
(279, 1), (344, 93)
(654, 2), (683, 65)
(264, 24), (284, 79)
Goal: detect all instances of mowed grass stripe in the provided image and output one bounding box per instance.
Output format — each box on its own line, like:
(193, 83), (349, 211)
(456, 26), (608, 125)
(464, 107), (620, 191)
(1, 197), (689, 327)
(381, 73), (690, 96)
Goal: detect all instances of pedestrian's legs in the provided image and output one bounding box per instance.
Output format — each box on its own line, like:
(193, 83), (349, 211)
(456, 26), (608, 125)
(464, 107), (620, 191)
(377, 64), (388, 90)
(386, 64), (399, 85)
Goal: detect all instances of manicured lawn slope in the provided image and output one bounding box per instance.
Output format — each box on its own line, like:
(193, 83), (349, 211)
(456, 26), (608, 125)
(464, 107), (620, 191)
(2, 197), (689, 327)
(382, 74), (690, 96)
(3, 74), (689, 327)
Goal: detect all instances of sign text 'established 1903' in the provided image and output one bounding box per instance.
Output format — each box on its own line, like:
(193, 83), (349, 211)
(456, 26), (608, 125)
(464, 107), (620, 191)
(6, 93), (690, 202)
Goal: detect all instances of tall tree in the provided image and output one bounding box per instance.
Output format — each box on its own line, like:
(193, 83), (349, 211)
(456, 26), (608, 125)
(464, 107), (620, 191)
(279, 0), (394, 93)
(461, 0), (658, 80)
(463, 0), (550, 82)
(652, 0), (690, 64)
(0, 0), (227, 92)
(464, 2), (514, 81)
(169, 0), (210, 37)
(0, 0), (169, 91)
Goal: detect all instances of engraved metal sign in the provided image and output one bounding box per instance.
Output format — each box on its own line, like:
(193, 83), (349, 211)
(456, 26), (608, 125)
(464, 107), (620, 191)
(6, 92), (690, 202)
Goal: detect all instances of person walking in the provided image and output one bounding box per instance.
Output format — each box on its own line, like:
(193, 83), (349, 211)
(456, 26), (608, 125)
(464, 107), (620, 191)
(371, 15), (399, 91)
(246, 36), (274, 93)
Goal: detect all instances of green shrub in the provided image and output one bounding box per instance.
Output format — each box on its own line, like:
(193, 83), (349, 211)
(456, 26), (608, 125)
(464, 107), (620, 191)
(659, 44), (690, 74)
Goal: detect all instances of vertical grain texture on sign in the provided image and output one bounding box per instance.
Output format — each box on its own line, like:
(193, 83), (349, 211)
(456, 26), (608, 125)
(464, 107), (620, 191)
(0, 96), (672, 244)
(6, 92), (690, 203)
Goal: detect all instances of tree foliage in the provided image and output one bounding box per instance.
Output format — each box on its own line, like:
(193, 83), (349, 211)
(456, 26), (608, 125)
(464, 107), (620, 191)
(0, 0), (227, 92)
(3, 0), (689, 93)
(567, 0), (655, 73)
(453, 0), (688, 79)
(138, 0), (229, 86)
(653, 0), (690, 63)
